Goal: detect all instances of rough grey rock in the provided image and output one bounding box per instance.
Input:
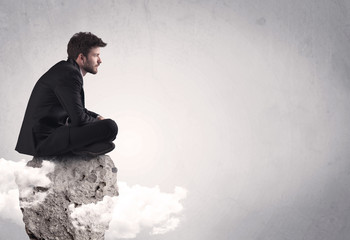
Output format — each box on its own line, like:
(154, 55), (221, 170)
(17, 155), (118, 240)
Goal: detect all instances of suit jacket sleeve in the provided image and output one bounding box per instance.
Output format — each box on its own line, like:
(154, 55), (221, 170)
(54, 72), (97, 127)
(85, 109), (99, 118)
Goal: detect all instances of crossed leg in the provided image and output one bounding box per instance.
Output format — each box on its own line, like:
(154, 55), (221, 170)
(35, 119), (118, 157)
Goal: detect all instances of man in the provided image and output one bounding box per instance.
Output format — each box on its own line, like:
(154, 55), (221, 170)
(15, 32), (118, 157)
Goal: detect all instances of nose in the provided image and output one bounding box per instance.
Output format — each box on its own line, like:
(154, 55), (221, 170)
(98, 57), (102, 64)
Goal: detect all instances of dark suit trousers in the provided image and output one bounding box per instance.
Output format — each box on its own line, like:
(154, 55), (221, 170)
(35, 119), (118, 157)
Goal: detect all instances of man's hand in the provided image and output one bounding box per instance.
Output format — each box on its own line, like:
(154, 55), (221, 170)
(97, 115), (105, 120)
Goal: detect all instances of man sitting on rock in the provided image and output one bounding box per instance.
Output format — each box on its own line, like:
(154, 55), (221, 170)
(15, 32), (118, 157)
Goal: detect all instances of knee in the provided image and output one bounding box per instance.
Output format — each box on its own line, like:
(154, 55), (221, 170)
(104, 119), (118, 137)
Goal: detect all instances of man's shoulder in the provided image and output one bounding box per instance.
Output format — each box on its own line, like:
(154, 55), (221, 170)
(46, 60), (81, 79)
(52, 59), (80, 73)
(38, 59), (82, 87)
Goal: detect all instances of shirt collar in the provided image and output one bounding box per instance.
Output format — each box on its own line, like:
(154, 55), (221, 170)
(67, 58), (82, 77)
(79, 68), (84, 77)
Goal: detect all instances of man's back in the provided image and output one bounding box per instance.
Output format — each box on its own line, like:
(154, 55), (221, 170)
(16, 59), (87, 155)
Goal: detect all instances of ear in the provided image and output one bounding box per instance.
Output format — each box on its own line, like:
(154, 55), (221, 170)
(76, 53), (85, 64)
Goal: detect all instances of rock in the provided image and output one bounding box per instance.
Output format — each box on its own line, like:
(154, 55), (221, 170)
(17, 155), (118, 240)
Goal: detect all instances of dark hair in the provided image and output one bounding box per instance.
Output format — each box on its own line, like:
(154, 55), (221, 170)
(67, 32), (107, 59)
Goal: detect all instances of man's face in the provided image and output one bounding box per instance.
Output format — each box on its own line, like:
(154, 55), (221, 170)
(82, 47), (102, 74)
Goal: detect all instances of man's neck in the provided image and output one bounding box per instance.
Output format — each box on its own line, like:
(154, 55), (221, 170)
(79, 67), (86, 77)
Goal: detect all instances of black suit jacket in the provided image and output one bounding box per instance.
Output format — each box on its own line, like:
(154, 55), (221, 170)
(16, 58), (99, 156)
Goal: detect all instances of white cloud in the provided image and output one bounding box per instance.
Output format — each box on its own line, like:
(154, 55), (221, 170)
(0, 158), (187, 239)
(70, 182), (187, 239)
(150, 217), (180, 235)
(69, 195), (115, 232)
(15, 160), (55, 208)
(0, 158), (26, 225)
(105, 182), (187, 239)
(0, 158), (55, 225)
(0, 188), (23, 226)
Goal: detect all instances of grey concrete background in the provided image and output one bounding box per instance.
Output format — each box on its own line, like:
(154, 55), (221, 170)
(1, 0), (350, 239)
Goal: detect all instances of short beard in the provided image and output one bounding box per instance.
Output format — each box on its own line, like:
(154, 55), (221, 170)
(82, 62), (97, 74)
(83, 65), (97, 74)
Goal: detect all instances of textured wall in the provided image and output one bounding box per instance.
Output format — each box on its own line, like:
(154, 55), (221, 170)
(1, 0), (350, 239)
